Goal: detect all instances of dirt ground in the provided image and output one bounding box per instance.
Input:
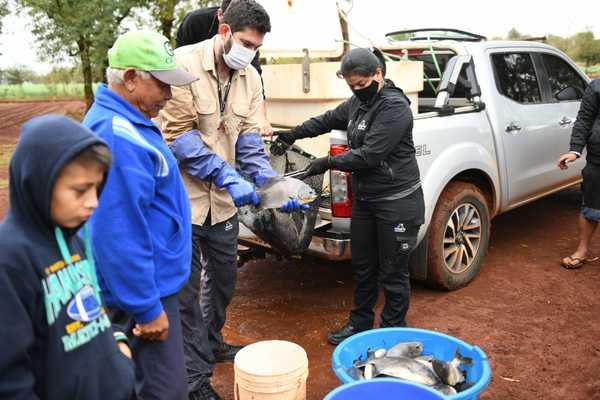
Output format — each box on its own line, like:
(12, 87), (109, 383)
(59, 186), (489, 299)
(0, 100), (85, 218)
(2, 101), (600, 399)
(214, 186), (600, 400)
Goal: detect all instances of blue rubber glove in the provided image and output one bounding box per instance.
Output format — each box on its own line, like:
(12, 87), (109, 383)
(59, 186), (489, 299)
(214, 165), (260, 207)
(280, 198), (310, 213)
(236, 132), (277, 187)
(170, 131), (260, 207)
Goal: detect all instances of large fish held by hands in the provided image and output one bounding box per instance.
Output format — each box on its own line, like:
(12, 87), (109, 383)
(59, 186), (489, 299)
(238, 143), (324, 256)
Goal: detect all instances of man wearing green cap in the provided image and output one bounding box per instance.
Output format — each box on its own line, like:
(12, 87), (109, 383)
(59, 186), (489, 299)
(83, 30), (197, 400)
(159, 1), (306, 399)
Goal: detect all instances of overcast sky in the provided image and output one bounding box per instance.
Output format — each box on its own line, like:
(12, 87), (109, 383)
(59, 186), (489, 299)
(1, 0), (599, 73)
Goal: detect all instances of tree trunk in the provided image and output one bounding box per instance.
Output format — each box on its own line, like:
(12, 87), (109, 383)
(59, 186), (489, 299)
(77, 36), (94, 111)
(160, 0), (177, 42)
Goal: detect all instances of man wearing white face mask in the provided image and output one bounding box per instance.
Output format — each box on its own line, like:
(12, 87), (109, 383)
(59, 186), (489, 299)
(160, 2), (301, 399)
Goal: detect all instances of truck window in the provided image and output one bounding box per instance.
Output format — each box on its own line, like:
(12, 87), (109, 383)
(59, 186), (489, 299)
(541, 53), (587, 101)
(491, 53), (542, 104)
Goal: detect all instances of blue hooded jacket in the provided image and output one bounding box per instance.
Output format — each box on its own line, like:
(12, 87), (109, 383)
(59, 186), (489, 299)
(0, 115), (135, 399)
(83, 84), (192, 324)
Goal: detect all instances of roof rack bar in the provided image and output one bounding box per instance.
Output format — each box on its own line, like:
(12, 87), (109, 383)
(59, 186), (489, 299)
(386, 28), (487, 42)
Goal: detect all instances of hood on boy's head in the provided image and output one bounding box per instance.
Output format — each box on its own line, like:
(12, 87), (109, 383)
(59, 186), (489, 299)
(8, 114), (108, 232)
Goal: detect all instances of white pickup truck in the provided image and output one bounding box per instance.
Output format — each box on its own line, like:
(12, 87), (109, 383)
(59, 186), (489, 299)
(242, 29), (591, 290)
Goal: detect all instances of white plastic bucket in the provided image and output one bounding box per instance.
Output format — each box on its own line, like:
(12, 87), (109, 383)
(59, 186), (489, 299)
(234, 340), (309, 400)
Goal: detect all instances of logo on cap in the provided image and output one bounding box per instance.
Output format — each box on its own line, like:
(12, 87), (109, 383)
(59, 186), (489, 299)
(164, 41), (175, 64)
(164, 41), (174, 56)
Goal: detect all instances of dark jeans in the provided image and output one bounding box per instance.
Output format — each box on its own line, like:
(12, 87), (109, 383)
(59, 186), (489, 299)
(179, 214), (239, 392)
(582, 163), (600, 220)
(349, 188), (424, 329)
(108, 294), (187, 400)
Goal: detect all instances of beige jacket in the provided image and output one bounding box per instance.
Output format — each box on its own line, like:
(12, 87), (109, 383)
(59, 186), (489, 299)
(160, 36), (263, 226)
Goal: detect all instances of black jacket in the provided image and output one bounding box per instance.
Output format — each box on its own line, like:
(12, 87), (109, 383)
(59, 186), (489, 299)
(0, 115), (135, 400)
(570, 78), (600, 164)
(293, 79), (421, 200)
(175, 6), (262, 75)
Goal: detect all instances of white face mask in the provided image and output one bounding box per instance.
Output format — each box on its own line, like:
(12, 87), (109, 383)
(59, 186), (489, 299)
(222, 36), (256, 70)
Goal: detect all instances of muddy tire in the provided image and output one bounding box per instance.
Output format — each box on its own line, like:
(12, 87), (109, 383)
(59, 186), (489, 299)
(426, 181), (491, 290)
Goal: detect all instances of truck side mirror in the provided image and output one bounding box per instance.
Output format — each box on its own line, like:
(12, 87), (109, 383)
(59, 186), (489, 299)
(556, 86), (579, 101)
(434, 55), (480, 110)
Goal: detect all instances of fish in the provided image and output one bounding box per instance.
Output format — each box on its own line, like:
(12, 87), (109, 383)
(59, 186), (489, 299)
(414, 355), (434, 363)
(414, 355), (435, 372)
(345, 366), (365, 381)
(254, 176), (317, 210)
(385, 341), (424, 358)
(369, 356), (441, 386)
(454, 380), (476, 392)
(432, 384), (458, 395)
(374, 348), (387, 358)
(238, 144), (324, 256)
(432, 349), (473, 386)
(238, 178), (320, 256)
(354, 347), (387, 369)
(364, 363), (375, 380)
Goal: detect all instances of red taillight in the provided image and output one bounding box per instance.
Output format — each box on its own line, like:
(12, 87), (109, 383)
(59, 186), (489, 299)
(330, 145), (352, 218)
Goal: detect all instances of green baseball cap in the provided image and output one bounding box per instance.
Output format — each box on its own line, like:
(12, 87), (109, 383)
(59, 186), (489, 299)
(108, 30), (197, 86)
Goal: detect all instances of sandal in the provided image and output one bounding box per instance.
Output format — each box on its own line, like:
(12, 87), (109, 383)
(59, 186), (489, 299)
(561, 255), (599, 269)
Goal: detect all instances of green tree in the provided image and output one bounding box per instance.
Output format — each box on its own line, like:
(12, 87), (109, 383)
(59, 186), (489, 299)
(0, 0), (9, 56)
(4, 65), (37, 84)
(547, 35), (569, 53)
(573, 31), (600, 67)
(15, 0), (144, 109)
(40, 66), (83, 84)
(0, 0), (8, 34)
(507, 28), (522, 40)
(146, 0), (218, 43)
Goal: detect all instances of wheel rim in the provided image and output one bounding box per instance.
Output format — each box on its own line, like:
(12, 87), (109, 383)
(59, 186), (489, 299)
(442, 203), (482, 274)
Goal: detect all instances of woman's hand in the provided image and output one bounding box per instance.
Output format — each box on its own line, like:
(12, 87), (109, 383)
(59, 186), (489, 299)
(557, 152), (578, 170)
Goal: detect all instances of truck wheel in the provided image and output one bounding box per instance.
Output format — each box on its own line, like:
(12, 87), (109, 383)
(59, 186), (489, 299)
(426, 181), (490, 290)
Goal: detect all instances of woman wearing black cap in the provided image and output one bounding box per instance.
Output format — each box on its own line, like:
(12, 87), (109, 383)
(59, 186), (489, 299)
(271, 47), (424, 344)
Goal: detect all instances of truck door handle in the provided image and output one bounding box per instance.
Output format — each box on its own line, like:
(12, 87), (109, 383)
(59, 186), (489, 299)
(559, 117), (573, 126)
(505, 122), (522, 133)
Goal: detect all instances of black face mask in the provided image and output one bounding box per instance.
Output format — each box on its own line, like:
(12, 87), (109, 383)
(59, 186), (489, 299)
(352, 79), (379, 103)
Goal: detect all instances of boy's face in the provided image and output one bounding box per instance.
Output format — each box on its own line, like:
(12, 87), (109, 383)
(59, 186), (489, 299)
(51, 160), (105, 228)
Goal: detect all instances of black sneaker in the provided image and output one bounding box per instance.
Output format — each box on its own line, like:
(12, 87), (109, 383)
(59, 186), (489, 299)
(327, 323), (369, 345)
(189, 381), (222, 400)
(214, 342), (245, 363)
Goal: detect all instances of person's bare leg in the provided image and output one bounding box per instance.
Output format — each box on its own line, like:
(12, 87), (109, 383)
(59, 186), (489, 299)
(571, 215), (598, 259)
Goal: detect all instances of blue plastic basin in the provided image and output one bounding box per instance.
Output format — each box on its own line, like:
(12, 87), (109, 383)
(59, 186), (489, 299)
(325, 378), (447, 400)
(332, 328), (491, 400)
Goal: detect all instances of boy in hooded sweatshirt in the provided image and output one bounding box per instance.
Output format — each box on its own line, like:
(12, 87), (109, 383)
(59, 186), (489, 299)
(0, 115), (135, 400)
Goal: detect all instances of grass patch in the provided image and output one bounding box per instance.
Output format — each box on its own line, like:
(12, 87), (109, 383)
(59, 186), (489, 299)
(0, 144), (15, 167)
(584, 65), (600, 74)
(0, 83), (99, 100)
(0, 144), (16, 165)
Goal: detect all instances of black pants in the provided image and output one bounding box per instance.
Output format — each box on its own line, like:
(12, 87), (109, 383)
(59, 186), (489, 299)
(349, 189), (424, 329)
(179, 214), (239, 392)
(108, 294), (188, 400)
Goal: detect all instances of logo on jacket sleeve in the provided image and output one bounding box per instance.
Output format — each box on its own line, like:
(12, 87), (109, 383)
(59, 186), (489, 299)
(357, 120), (367, 130)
